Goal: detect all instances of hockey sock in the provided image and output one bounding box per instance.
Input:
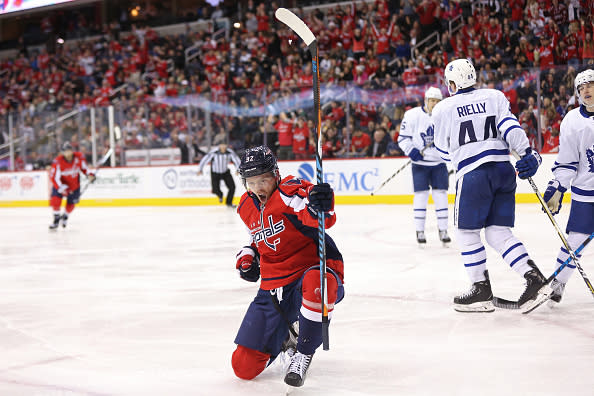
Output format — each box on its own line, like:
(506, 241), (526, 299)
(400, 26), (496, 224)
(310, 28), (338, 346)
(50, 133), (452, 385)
(297, 316), (322, 356)
(413, 190), (429, 232)
(299, 269), (338, 355)
(485, 225), (531, 276)
(65, 203), (75, 214)
(457, 229), (487, 283)
(50, 196), (62, 211)
(433, 189), (449, 231)
(554, 231), (585, 284)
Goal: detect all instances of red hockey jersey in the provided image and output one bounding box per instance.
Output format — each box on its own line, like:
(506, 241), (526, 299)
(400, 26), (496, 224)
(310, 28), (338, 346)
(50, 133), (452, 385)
(49, 152), (92, 192)
(237, 175), (344, 290)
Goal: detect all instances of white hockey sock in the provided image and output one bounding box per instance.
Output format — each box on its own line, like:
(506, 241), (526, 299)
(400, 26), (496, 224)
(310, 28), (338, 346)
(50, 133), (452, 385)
(457, 229), (487, 283)
(413, 190), (429, 232)
(555, 232), (585, 284)
(485, 226), (531, 276)
(433, 189), (449, 231)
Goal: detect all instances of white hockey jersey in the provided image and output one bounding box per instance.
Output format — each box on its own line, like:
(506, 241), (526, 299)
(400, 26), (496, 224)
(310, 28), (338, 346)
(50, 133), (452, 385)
(552, 106), (594, 203)
(432, 88), (531, 181)
(398, 106), (444, 166)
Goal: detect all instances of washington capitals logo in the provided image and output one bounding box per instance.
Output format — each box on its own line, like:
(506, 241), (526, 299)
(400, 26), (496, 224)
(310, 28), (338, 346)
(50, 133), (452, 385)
(253, 215), (285, 251)
(587, 146), (594, 173)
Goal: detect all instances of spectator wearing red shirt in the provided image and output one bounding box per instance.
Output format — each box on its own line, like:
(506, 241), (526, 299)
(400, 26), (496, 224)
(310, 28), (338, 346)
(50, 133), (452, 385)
(349, 128), (371, 157)
(339, 24), (353, 52)
(485, 18), (502, 46)
(370, 15), (395, 61)
(373, 0), (391, 29)
(326, 101), (345, 128)
(255, 3), (270, 32)
(351, 25), (367, 60)
(292, 116), (310, 160)
(579, 20), (594, 64)
(535, 36), (555, 69)
(563, 31), (580, 66)
(402, 59), (422, 86)
(415, 0), (440, 42)
(274, 112), (294, 160)
(502, 78), (519, 115)
(541, 120), (560, 153)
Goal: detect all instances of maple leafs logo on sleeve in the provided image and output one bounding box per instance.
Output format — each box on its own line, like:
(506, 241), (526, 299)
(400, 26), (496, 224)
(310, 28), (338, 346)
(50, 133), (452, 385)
(586, 144), (594, 173)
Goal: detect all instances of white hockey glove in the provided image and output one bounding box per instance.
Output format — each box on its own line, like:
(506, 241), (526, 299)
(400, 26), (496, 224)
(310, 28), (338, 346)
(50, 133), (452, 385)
(542, 180), (566, 215)
(58, 185), (69, 195)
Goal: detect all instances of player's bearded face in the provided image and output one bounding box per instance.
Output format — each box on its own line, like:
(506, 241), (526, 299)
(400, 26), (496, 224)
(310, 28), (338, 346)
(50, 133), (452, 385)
(63, 150), (74, 161)
(246, 173), (277, 205)
(578, 82), (594, 109)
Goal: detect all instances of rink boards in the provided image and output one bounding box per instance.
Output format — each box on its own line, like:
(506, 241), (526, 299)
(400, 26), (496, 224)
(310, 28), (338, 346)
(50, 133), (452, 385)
(0, 154), (566, 207)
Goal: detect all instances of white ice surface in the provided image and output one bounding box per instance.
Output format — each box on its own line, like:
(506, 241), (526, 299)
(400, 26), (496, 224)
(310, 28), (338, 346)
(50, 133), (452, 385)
(0, 204), (593, 396)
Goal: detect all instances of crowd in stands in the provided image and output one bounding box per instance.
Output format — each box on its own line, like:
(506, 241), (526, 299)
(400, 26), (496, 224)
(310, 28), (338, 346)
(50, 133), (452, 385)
(1, 0), (594, 171)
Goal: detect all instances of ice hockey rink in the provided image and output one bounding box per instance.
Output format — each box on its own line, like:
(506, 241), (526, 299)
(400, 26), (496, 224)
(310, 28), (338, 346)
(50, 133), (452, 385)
(1, 203), (593, 396)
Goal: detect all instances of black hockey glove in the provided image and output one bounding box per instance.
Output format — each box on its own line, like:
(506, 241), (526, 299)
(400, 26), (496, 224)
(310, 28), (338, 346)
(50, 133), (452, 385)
(308, 183), (334, 212)
(236, 246), (260, 282)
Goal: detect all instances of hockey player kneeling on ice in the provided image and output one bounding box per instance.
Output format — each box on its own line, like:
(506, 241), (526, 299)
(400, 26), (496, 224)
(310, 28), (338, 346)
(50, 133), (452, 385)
(398, 86), (451, 245)
(48, 142), (95, 230)
(432, 58), (550, 312)
(543, 69), (594, 305)
(231, 146), (345, 388)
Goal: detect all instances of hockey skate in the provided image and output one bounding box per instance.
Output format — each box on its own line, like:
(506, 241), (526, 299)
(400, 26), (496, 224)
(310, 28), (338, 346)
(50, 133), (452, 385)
(416, 231), (427, 245)
(517, 260), (552, 314)
(453, 270), (494, 312)
(48, 214), (61, 230)
(439, 229), (451, 245)
(547, 278), (566, 307)
(284, 351), (313, 388)
(61, 213), (69, 228)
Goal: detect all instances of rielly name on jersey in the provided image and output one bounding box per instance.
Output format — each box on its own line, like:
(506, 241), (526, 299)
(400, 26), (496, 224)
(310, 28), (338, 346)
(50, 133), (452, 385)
(237, 175), (344, 290)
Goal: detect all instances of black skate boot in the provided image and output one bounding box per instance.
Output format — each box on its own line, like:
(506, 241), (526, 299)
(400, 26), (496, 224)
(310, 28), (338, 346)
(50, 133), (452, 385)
(548, 278), (565, 304)
(284, 351), (313, 387)
(453, 270), (494, 312)
(439, 229), (451, 244)
(61, 213), (69, 228)
(416, 231), (427, 245)
(518, 260), (552, 313)
(48, 214), (61, 230)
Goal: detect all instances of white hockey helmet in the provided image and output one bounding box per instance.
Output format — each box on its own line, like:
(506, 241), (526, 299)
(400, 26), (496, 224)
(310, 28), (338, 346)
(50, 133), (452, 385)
(574, 69), (594, 105)
(424, 86), (443, 101)
(444, 58), (477, 95)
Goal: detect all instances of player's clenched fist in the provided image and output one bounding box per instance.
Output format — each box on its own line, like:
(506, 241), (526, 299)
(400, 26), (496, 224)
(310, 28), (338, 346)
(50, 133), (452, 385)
(235, 246), (260, 282)
(307, 183), (334, 212)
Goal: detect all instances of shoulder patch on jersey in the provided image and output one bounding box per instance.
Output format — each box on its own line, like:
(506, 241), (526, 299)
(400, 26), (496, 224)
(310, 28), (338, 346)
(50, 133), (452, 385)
(587, 146), (594, 173)
(282, 178), (304, 186)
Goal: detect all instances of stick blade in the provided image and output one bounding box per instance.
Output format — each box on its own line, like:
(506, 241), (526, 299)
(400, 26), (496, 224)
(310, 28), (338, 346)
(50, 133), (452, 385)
(275, 8), (315, 46)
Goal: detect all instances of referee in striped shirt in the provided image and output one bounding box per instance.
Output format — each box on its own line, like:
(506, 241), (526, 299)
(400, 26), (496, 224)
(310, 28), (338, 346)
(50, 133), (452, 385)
(197, 142), (241, 207)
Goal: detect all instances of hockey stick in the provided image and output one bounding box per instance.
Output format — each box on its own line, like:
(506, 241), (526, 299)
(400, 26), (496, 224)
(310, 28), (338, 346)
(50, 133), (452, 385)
(371, 144), (433, 196)
(512, 151), (594, 298)
(80, 148), (113, 196)
(275, 8), (329, 350)
(493, 232), (594, 310)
